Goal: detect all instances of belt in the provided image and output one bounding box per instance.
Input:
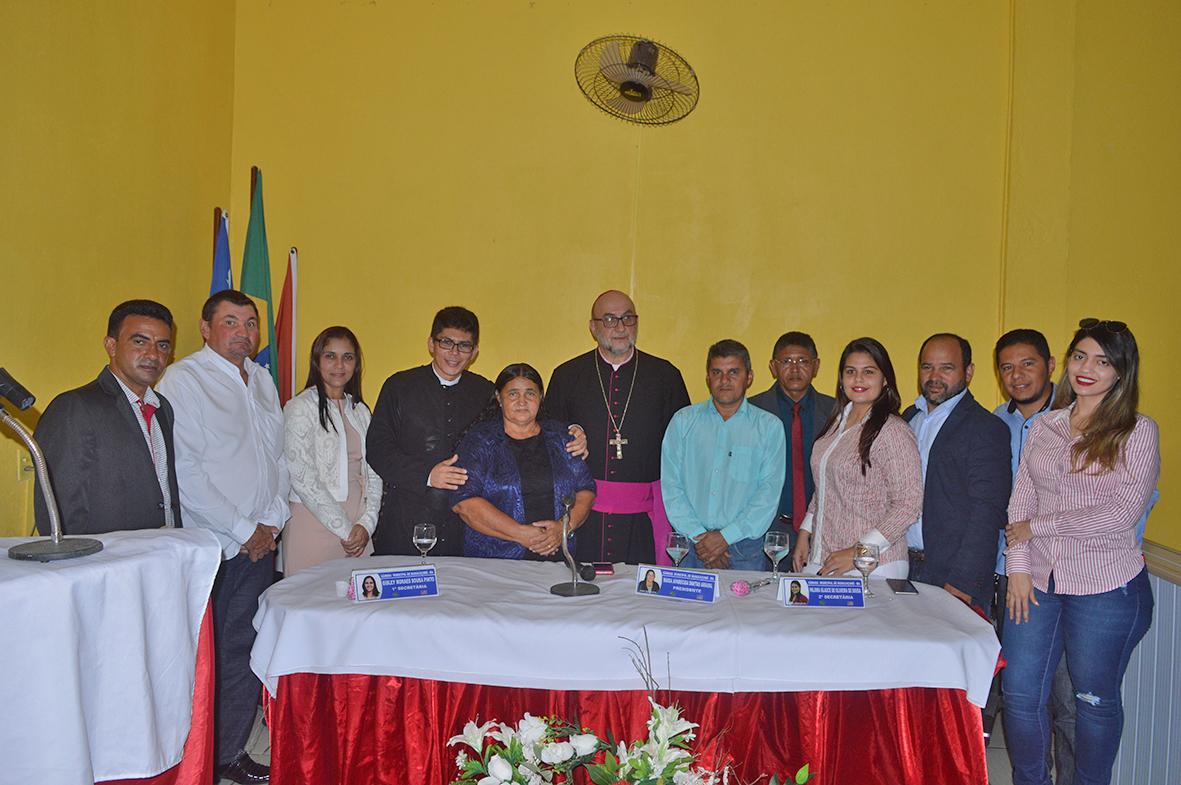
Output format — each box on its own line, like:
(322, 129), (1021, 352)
(908, 547), (926, 562)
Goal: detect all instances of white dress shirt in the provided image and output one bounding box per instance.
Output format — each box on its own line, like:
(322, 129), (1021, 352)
(158, 344), (290, 558)
(111, 374), (174, 526)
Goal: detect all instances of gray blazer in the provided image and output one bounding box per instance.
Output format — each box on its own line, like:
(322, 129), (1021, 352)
(33, 367), (182, 535)
(749, 384), (837, 447)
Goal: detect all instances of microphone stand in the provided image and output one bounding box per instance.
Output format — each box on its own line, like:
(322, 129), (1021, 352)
(550, 496), (599, 597)
(3, 403), (103, 562)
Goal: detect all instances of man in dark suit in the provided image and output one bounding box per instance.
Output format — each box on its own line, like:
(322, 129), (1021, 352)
(750, 331), (836, 555)
(34, 299), (182, 534)
(902, 333), (1010, 613)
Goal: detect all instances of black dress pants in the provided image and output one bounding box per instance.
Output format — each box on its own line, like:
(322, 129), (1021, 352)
(211, 550), (274, 766)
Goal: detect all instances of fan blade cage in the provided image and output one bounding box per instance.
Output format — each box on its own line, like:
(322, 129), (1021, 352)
(575, 34), (700, 125)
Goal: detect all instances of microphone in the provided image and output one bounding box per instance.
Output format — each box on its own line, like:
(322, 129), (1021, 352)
(0, 368), (35, 410)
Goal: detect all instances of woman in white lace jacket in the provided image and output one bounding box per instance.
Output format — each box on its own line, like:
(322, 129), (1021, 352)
(282, 326), (382, 574)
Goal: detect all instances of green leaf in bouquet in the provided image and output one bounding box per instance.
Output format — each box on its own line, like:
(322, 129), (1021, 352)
(795, 763), (812, 783)
(586, 763), (620, 785)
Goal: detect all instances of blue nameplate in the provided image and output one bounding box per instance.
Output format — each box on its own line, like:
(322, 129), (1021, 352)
(352, 565), (439, 602)
(635, 564), (718, 603)
(778, 576), (865, 608)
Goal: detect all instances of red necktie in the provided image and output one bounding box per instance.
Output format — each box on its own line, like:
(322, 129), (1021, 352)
(791, 400), (806, 530)
(138, 400), (157, 434)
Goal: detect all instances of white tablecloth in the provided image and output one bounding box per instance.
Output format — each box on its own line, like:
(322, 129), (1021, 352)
(0, 529), (221, 785)
(252, 556), (1000, 706)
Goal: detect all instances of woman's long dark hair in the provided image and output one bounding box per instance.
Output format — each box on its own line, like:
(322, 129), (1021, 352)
(1052, 320), (1140, 473)
(303, 326), (365, 432)
(819, 337), (902, 474)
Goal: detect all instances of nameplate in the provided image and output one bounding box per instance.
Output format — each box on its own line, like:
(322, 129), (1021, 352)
(352, 565), (439, 602)
(778, 576), (865, 608)
(634, 564), (718, 603)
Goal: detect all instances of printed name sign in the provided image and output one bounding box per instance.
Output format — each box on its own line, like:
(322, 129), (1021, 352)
(778, 576), (865, 608)
(635, 564), (718, 604)
(352, 565), (439, 602)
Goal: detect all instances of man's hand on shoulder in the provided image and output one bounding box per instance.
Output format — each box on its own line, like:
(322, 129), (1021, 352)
(565, 425), (589, 459)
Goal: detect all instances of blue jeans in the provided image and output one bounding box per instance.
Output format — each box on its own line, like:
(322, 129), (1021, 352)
(1001, 569), (1153, 785)
(680, 534), (766, 571)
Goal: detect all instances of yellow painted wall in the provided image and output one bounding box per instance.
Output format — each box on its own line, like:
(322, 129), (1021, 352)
(4, 1), (1177, 549)
(1004, 0), (1180, 548)
(0, 1), (236, 536)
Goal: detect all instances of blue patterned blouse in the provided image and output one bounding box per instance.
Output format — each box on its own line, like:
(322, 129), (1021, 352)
(451, 419), (595, 559)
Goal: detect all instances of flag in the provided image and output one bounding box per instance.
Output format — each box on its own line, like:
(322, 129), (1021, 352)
(239, 167), (279, 389)
(210, 208), (233, 294)
(274, 248), (298, 405)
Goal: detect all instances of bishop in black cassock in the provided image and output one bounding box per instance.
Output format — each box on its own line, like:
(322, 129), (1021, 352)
(543, 291), (690, 564)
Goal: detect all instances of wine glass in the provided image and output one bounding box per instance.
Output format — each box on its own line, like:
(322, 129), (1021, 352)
(853, 542), (880, 597)
(665, 532), (690, 567)
(412, 524), (437, 564)
(763, 530), (789, 579)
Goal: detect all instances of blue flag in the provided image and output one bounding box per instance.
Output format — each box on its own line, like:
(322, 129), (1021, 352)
(211, 210), (233, 294)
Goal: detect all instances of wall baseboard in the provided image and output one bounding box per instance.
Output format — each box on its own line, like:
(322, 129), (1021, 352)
(1144, 539), (1181, 585)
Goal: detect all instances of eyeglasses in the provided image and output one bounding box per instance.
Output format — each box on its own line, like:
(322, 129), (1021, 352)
(1078, 318), (1128, 334)
(433, 336), (476, 354)
(592, 314), (639, 328)
(774, 357), (815, 367)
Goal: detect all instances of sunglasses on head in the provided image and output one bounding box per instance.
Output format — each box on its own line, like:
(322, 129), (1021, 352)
(1078, 317), (1127, 334)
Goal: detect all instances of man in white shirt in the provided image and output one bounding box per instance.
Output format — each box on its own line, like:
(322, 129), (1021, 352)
(158, 289), (289, 785)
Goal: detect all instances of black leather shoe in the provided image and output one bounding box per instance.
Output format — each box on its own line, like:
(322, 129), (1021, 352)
(218, 753), (270, 784)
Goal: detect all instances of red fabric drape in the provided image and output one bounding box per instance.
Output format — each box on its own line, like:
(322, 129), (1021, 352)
(265, 674), (988, 785)
(101, 604), (215, 785)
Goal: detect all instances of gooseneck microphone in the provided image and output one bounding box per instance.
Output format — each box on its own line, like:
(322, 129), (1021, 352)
(0, 367), (35, 410)
(1, 368), (103, 561)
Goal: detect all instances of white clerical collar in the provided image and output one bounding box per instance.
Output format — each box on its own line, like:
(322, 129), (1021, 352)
(431, 365), (461, 387)
(597, 348), (635, 372)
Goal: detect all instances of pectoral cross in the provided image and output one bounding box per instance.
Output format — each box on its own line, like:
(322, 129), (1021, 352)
(609, 430), (628, 460)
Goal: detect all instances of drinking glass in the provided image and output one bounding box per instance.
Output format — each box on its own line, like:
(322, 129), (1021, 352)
(853, 542), (880, 597)
(412, 524), (437, 564)
(665, 532), (690, 567)
(763, 530), (789, 579)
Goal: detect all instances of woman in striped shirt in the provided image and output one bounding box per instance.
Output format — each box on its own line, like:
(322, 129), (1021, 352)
(1002, 319), (1159, 785)
(791, 337), (923, 578)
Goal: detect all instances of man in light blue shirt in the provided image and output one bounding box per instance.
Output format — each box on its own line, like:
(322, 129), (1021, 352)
(660, 340), (786, 571)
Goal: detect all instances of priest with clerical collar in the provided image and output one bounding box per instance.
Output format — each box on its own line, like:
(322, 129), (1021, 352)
(366, 306), (495, 557)
(543, 290), (690, 565)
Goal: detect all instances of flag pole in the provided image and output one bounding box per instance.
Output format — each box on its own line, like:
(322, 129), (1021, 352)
(290, 247), (298, 396)
(212, 207), (222, 253)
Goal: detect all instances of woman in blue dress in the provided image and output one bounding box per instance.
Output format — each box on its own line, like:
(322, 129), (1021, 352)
(451, 363), (595, 559)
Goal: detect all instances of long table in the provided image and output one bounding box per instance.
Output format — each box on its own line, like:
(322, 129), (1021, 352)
(0, 529), (221, 785)
(253, 556), (1000, 784)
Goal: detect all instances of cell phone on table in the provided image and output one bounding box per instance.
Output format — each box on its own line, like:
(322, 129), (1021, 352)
(592, 562), (615, 575)
(887, 578), (919, 595)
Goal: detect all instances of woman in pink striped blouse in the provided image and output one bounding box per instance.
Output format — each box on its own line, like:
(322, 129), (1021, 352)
(1002, 319), (1159, 785)
(791, 337), (923, 578)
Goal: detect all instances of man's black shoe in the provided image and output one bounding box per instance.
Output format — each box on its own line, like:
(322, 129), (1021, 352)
(218, 753), (270, 784)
